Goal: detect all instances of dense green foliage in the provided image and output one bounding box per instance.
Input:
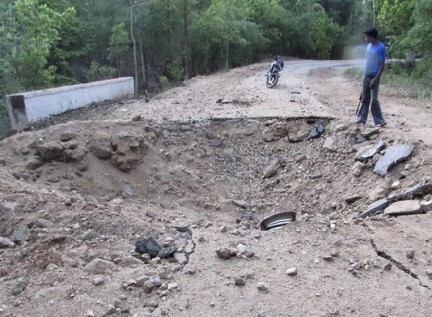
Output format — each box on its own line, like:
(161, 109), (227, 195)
(0, 0), (431, 135)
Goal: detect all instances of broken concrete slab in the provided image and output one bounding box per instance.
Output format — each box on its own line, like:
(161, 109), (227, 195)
(373, 143), (415, 176)
(355, 140), (387, 161)
(384, 200), (423, 216)
(358, 198), (390, 218)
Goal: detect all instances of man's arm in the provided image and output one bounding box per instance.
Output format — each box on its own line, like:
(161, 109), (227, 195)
(375, 60), (385, 80)
(370, 46), (386, 88)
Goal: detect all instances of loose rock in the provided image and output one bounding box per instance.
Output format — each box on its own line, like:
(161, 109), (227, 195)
(174, 252), (188, 265)
(406, 250), (415, 259)
(26, 158), (44, 170)
(237, 244), (247, 254)
(263, 163), (279, 179)
(143, 280), (155, 293)
(60, 132), (76, 142)
(322, 255), (334, 262)
(13, 225), (31, 244)
(12, 276), (29, 296)
(36, 142), (64, 160)
(257, 282), (269, 292)
(216, 247), (237, 260)
(351, 161), (366, 177)
(383, 263), (392, 271)
(88, 135), (112, 159)
(286, 267), (298, 276)
(92, 277), (105, 286)
(84, 258), (116, 274)
(0, 237), (15, 248)
(234, 277), (246, 286)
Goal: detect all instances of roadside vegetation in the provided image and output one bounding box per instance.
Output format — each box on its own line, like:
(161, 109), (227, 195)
(345, 0), (431, 100)
(345, 62), (431, 100)
(1, 0), (431, 137)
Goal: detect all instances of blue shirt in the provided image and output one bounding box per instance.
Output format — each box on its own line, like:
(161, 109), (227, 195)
(364, 41), (386, 77)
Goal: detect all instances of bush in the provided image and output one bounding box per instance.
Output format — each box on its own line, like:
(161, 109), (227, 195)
(344, 67), (363, 81)
(86, 61), (116, 82)
(167, 59), (184, 83)
(159, 75), (171, 90)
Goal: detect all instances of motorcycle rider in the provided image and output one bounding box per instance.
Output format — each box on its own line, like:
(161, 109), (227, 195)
(270, 56), (284, 72)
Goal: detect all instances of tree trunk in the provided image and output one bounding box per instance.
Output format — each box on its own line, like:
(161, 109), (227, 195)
(225, 42), (229, 69)
(166, 0), (171, 47)
(117, 57), (121, 77)
(130, 0), (138, 94)
(183, 0), (190, 79)
(138, 35), (147, 84)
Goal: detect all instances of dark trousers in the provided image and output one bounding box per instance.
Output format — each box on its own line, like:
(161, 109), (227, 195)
(356, 75), (386, 125)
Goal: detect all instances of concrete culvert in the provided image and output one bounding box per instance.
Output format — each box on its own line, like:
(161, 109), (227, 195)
(260, 211), (296, 230)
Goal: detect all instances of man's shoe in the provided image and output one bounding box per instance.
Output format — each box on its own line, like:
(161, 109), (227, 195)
(376, 122), (387, 128)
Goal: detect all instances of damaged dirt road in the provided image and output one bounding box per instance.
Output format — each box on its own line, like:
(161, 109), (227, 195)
(1, 60), (432, 317)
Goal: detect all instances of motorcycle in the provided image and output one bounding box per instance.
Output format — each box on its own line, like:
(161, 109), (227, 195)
(265, 61), (282, 88)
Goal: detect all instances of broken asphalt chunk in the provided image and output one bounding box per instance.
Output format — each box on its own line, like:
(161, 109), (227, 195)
(399, 180), (432, 200)
(373, 143), (415, 176)
(358, 198), (390, 218)
(355, 140), (387, 161)
(135, 237), (161, 258)
(308, 122), (325, 139)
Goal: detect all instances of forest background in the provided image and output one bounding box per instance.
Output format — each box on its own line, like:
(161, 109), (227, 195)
(0, 0), (431, 134)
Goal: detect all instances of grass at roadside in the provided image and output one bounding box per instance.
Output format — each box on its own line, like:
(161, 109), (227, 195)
(344, 64), (431, 99)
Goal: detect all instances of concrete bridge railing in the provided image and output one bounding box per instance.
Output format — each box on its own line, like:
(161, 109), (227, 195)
(6, 77), (134, 131)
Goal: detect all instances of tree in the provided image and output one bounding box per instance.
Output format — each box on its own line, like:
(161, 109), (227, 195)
(108, 22), (130, 76)
(406, 0), (432, 57)
(309, 4), (343, 59)
(405, 0), (432, 81)
(378, 0), (415, 57)
(190, 0), (266, 73)
(8, 0), (63, 89)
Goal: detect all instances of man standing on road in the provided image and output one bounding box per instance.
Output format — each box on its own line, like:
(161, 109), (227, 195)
(356, 27), (387, 127)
